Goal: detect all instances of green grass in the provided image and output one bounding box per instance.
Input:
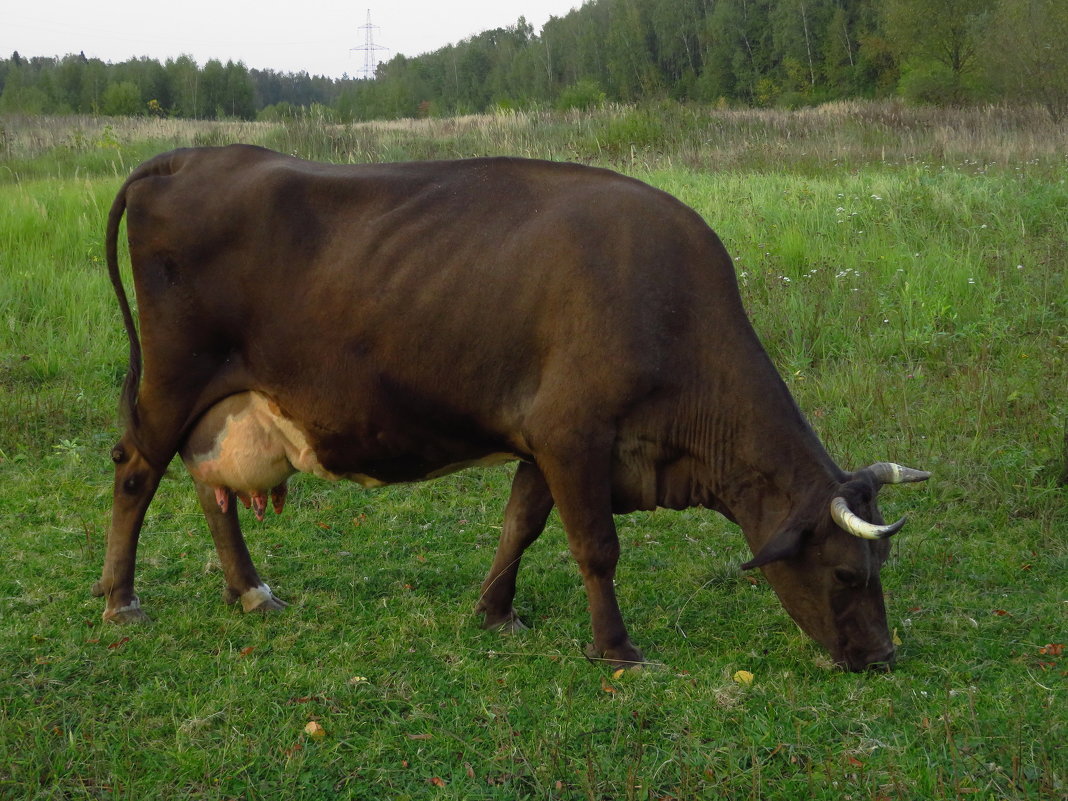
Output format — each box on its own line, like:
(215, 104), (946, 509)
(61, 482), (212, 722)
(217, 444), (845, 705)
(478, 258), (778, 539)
(0, 104), (1065, 799)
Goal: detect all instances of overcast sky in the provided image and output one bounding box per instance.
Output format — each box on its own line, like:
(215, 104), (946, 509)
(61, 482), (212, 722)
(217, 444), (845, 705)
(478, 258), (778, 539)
(4, 0), (581, 79)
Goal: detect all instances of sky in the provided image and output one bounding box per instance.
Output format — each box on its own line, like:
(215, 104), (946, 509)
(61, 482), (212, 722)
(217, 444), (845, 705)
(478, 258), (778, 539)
(4, 0), (582, 79)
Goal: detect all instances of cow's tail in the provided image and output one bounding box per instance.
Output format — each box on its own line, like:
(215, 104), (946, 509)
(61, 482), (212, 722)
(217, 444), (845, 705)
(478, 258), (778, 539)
(106, 150), (188, 430)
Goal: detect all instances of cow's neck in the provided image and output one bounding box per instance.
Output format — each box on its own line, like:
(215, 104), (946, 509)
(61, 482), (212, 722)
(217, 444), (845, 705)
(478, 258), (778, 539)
(677, 344), (844, 544)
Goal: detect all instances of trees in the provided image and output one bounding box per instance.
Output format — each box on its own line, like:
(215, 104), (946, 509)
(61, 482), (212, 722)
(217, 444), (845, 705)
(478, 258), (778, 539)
(0, 63), (49, 113)
(770, 0), (829, 98)
(3, 0), (1065, 120)
(881, 0), (993, 103)
(699, 0), (776, 104)
(166, 55), (200, 117)
(54, 53), (87, 113)
(222, 61), (255, 119)
(984, 0), (1068, 120)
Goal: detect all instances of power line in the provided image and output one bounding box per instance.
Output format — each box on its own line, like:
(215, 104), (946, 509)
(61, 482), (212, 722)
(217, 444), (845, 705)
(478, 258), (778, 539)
(350, 9), (387, 80)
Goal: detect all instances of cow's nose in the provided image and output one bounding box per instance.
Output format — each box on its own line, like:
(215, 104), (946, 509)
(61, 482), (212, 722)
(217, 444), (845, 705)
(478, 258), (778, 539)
(841, 646), (896, 672)
(863, 647), (896, 672)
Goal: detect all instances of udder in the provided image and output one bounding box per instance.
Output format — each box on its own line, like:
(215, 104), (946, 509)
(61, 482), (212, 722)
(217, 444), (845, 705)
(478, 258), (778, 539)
(181, 392), (297, 520)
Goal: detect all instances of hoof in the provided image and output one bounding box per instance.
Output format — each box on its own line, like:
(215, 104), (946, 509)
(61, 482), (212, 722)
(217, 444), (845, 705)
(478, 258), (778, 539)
(249, 595), (288, 613)
(102, 598), (151, 625)
(583, 642), (646, 669)
(90, 581), (105, 597)
(238, 583), (288, 613)
(479, 607), (528, 634)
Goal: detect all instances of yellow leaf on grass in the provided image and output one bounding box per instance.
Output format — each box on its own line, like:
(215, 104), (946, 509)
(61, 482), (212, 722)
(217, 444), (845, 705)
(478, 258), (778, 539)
(732, 670), (754, 685)
(892, 628), (902, 646)
(304, 721), (326, 740)
(611, 668), (626, 680)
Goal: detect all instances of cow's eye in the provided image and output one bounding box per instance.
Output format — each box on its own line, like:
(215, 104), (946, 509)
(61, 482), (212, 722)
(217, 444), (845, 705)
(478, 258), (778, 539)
(834, 567), (861, 586)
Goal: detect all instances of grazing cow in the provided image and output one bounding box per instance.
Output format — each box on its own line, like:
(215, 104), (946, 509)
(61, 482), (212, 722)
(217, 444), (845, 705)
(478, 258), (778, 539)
(94, 145), (930, 671)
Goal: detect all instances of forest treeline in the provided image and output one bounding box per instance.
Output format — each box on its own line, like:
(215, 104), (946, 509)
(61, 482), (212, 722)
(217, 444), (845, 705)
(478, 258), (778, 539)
(2, 0), (1066, 122)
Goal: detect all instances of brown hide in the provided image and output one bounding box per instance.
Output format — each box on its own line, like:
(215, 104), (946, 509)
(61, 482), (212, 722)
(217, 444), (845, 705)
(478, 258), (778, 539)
(97, 145), (928, 670)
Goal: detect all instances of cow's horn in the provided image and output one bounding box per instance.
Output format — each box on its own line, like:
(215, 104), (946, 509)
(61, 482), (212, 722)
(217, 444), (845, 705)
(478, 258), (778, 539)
(830, 496), (906, 540)
(866, 462), (932, 485)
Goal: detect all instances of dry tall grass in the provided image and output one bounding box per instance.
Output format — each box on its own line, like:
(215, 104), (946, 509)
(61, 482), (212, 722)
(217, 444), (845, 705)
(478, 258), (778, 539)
(3, 100), (1065, 172)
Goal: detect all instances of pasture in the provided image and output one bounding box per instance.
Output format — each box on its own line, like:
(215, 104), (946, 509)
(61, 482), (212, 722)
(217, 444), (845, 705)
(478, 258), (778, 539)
(1, 104), (1065, 799)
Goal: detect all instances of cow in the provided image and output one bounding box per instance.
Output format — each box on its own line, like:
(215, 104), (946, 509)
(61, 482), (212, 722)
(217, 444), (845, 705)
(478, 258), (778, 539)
(94, 145), (930, 671)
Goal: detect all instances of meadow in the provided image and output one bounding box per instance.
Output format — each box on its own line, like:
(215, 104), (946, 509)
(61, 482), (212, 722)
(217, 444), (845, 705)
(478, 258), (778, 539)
(0, 103), (1064, 800)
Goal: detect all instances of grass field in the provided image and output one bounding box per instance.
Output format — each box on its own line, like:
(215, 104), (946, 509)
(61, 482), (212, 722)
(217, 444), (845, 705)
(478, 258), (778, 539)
(0, 103), (1065, 799)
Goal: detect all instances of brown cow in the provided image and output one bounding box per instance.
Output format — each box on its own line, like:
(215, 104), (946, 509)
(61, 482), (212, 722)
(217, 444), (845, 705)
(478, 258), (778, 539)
(94, 145), (929, 670)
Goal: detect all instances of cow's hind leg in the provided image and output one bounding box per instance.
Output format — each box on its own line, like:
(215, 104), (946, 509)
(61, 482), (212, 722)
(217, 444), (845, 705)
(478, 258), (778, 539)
(193, 479), (287, 613)
(91, 436), (162, 623)
(476, 461), (554, 632)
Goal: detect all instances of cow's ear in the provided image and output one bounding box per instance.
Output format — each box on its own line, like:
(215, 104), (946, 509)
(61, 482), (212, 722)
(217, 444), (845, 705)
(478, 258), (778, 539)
(741, 527), (805, 570)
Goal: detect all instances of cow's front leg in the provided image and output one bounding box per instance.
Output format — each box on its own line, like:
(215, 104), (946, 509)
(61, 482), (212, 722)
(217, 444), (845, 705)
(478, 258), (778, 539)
(193, 479), (287, 613)
(476, 461), (554, 632)
(540, 444), (645, 668)
(92, 439), (161, 623)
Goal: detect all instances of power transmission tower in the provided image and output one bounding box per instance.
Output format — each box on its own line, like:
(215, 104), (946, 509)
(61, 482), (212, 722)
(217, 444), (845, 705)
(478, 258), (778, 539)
(351, 9), (388, 80)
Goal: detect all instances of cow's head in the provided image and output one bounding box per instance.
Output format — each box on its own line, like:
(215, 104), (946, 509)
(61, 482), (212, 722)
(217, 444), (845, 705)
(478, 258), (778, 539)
(742, 462), (930, 671)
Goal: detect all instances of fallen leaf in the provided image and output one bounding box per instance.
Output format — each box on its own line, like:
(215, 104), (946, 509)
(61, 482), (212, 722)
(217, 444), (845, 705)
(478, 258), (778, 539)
(348, 675), (368, 684)
(892, 628), (902, 646)
(465, 763), (475, 779)
(601, 675), (617, 693)
(408, 733), (432, 740)
(732, 670), (754, 685)
(428, 776), (446, 787)
(992, 609), (1009, 616)
(304, 721), (326, 740)
(845, 755), (864, 768)
(1039, 643), (1064, 656)
(108, 637), (130, 650)
(611, 668), (626, 680)
(237, 646), (255, 658)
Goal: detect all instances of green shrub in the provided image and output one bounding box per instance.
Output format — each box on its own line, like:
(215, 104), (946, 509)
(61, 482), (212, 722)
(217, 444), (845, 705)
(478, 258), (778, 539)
(556, 79), (606, 111)
(898, 61), (986, 106)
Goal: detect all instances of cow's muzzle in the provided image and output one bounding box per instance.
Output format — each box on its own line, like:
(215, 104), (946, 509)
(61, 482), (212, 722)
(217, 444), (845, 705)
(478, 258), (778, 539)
(841, 646), (896, 673)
